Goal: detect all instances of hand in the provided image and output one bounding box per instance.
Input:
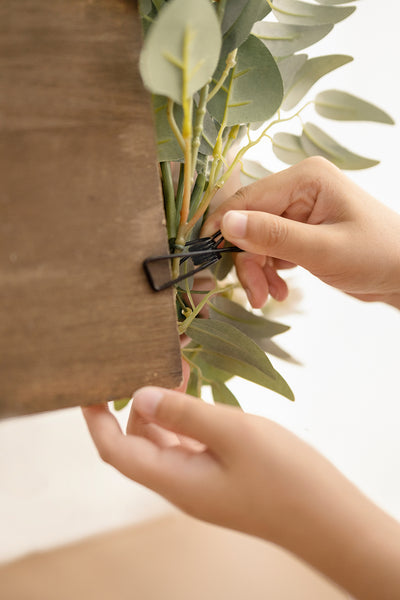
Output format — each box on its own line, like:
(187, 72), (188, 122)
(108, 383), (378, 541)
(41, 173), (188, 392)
(82, 387), (400, 600)
(202, 157), (400, 309)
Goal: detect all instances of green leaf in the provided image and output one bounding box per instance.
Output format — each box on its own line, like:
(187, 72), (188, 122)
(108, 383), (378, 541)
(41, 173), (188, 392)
(222, 0), (271, 54)
(240, 159), (273, 186)
(276, 54), (307, 95)
(209, 296), (290, 338)
(272, 131), (308, 164)
(211, 382), (242, 408)
(190, 351), (234, 384)
(301, 122), (379, 169)
(252, 21), (333, 57)
(270, 0), (356, 26)
(208, 34), (283, 126)
(186, 319), (294, 400)
(186, 369), (201, 398)
(113, 398), (131, 411)
(282, 54), (353, 111)
(139, 0), (222, 104)
(152, 95), (184, 162)
(256, 338), (301, 364)
(314, 90), (395, 124)
(210, 250), (235, 281)
(198, 110), (219, 155)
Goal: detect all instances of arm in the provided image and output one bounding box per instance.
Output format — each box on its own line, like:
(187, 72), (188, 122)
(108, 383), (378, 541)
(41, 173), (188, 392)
(83, 388), (400, 600)
(202, 157), (400, 310)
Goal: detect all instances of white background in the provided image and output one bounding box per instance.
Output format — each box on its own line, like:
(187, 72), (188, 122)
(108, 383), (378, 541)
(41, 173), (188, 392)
(1, 0), (399, 564)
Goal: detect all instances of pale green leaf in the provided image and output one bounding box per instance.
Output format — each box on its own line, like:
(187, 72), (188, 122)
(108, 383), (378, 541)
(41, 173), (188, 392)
(189, 351), (233, 384)
(210, 250), (235, 281)
(208, 34), (283, 126)
(240, 159), (273, 186)
(198, 348), (295, 400)
(301, 122), (379, 169)
(282, 54), (353, 110)
(272, 131), (308, 164)
(315, 90), (395, 124)
(187, 318), (276, 375)
(186, 369), (201, 398)
(139, 0), (221, 104)
(209, 296), (290, 338)
(271, 0), (356, 26)
(113, 398), (131, 411)
(198, 110), (219, 154)
(256, 338), (301, 364)
(276, 54), (307, 94)
(152, 95), (184, 162)
(252, 21), (332, 57)
(211, 382), (242, 408)
(222, 0), (272, 54)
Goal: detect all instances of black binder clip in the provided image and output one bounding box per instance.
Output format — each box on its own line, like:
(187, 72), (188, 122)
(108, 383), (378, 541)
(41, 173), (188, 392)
(143, 230), (243, 291)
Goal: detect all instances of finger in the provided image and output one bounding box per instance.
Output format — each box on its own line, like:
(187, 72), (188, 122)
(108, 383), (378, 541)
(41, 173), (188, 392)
(126, 403), (181, 448)
(235, 252), (269, 308)
(132, 386), (239, 457)
(202, 159), (326, 236)
(222, 210), (335, 274)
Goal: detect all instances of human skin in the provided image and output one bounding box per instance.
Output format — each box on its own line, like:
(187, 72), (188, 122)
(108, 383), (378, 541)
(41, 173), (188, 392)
(82, 387), (400, 600)
(83, 157), (400, 599)
(202, 156), (400, 309)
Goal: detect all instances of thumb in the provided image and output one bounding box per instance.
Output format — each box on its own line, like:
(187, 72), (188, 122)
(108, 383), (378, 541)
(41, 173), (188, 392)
(133, 387), (238, 455)
(222, 210), (333, 272)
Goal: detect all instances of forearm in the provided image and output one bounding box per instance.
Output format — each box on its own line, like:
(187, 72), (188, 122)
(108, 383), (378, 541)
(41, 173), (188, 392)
(274, 461), (400, 599)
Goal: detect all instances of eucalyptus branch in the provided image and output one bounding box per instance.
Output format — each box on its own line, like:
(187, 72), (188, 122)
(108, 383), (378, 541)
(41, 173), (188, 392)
(160, 162), (176, 239)
(207, 49), (237, 103)
(191, 84), (209, 179)
(178, 283), (236, 335)
(167, 98), (185, 151)
(216, 0), (228, 23)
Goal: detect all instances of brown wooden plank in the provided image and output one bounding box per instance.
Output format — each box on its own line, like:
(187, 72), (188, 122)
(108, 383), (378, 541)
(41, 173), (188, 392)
(0, 0), (182, 417)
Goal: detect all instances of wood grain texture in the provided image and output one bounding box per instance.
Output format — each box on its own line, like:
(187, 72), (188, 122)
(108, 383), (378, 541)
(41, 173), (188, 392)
(0, 0), (182, 417)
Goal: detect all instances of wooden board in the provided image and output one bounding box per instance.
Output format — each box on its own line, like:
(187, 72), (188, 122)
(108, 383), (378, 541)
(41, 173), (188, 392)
(0, 0), (182, 417)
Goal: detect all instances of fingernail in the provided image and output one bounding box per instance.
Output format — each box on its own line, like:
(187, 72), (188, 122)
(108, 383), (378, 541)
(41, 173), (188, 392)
(133, 386), (164, 416)
(223, 211), (248, 239)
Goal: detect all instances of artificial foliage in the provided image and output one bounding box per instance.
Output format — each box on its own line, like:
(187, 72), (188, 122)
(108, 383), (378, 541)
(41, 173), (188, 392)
(117, 0), (393, 410)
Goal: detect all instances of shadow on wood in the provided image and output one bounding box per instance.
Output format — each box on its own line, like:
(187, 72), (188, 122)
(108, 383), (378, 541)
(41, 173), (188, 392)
(0, 0), (182, 417)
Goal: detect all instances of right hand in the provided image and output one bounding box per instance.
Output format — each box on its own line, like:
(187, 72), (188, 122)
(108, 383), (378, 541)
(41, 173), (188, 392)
(202, 157), (400, 309)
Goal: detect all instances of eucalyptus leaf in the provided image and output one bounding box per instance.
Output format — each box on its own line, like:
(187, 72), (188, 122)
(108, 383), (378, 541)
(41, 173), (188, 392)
(198, 110), (219, 154)
(209, 296), (290, 338)
(198, 348), (295, 400)
(240, 159), (273, 186)
(186, 369), (201, 398)
(315, 90), (395, 124)
(210, 250), (235, 280)
(282, 54), (353, 111)
(208, 35), (283, 126)
(139, 0), (221, 104)
(256, 338), (301, 364)
(187, 318), (276, 376)
(211, 382), (242, 408)
(113, 398), (131, 411)
(152, 95), (184, 162)
(272, 131), (308, 164)
(152, 0), (165, 10)
(222, 0), (272, 55)
(276, 54), (307, 94)
(190, 351), (233, 384)
(301, 122), (379, 169)
(270, 0), (355, 26)
(252, 22), (332, 57)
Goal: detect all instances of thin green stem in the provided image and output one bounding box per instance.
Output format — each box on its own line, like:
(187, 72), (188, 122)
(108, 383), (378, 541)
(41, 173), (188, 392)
(191, 84), (209, 179)
(175, 163), (185, 233)
(178, 284), (235, 335)
(188, 173), (206, 221)
(167, 99), (185, 152)
(216, 0), (228, 22)
(207, 49), (237, 103)
(160, 162), (176, 239)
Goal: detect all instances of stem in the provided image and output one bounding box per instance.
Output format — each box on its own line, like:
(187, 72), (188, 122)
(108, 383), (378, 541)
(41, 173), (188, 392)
(207, 49), (237, 103)
(188, 173), (206, 221)
(175, 163), (185, 232)
(160, 162), (176, 239)
(178, 284), (235, 335)
(167, 99), (185, 152)
(191, 84), (209, 179)
(217, 0), (228, 22)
